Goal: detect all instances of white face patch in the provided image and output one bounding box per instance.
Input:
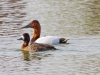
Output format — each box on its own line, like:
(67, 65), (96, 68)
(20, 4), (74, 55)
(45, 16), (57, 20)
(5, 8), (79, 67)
(21, 36), (24, 40)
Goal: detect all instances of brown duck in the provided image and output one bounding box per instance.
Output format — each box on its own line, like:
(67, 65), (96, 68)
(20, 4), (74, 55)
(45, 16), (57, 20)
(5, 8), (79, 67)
(17, 33), (56, 51)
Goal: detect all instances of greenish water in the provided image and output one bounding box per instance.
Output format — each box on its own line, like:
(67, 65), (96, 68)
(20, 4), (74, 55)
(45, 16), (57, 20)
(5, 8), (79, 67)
(0, 0), (100, 75)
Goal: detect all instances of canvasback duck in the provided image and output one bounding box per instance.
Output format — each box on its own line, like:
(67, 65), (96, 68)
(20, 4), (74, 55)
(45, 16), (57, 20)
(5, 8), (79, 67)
(22, 20), (69, 45)
(17, 33), (56, 51)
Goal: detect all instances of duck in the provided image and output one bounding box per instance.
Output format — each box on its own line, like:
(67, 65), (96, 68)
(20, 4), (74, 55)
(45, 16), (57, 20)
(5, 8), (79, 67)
(17, 33), (56, 52)
(17, 33), (56, 61)
(21, 20), (69, 45)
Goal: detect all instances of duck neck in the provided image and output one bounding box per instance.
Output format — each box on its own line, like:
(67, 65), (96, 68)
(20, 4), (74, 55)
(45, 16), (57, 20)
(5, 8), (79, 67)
(21, 41), (29, 50)
(31, 26), (41, 43)
(33, 28), (41, 39)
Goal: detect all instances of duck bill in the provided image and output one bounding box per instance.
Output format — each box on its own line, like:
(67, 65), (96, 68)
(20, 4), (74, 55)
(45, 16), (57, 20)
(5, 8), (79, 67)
(17, 37), (24, 40)
(21, 24), (31, 28)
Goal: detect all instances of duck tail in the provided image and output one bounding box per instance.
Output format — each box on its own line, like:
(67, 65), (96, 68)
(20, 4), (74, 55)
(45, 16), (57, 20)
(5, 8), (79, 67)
(59, 38), (69, 43)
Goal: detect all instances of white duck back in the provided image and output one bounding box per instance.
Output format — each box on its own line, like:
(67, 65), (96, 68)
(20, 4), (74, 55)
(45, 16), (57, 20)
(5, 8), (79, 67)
(35, 36), (60, 45)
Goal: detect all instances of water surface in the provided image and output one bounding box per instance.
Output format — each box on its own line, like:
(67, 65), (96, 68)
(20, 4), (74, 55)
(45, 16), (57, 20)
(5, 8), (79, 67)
(0, 0), (100, 75)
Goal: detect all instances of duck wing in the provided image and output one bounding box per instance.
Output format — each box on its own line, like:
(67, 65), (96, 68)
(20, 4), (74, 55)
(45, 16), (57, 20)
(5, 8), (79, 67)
(35, 36), (60, 45)
(29, 43), (56, 51)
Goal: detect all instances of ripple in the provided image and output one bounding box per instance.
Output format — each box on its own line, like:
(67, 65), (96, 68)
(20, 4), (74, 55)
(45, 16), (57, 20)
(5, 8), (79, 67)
(0, 0), (100, 75)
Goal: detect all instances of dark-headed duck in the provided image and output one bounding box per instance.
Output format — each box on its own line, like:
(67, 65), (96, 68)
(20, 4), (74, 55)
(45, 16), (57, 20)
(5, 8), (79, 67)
(17, 33), (56, 51)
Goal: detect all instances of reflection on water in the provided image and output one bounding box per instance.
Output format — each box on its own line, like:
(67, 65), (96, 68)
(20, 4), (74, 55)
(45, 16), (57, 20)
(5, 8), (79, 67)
(22, 50), (30, 61)
(0, 0), (100, 75)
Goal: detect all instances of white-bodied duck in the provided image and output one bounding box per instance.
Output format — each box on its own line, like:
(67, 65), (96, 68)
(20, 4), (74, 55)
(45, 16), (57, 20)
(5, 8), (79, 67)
(22, 20), (69, 45)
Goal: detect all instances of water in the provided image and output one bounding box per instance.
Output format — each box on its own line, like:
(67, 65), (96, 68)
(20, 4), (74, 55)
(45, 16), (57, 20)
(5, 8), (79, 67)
(0, 0), (100, 75)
